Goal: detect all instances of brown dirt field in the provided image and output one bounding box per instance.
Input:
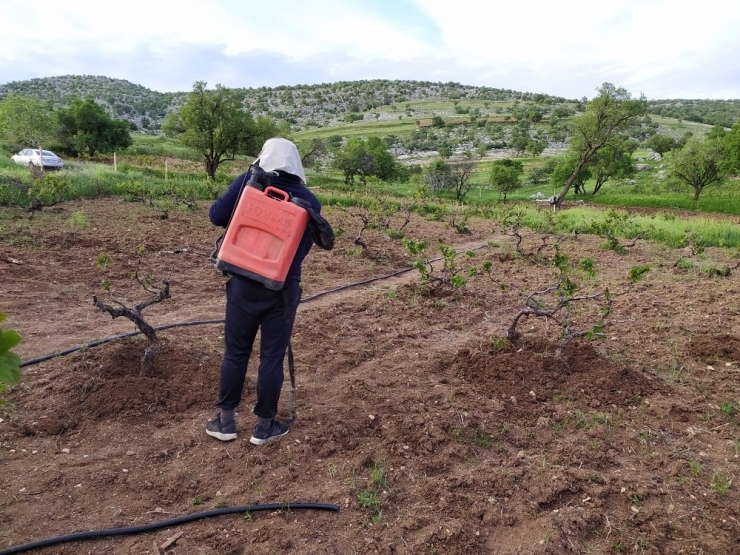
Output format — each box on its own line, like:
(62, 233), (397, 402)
(1, 197), (740, 555)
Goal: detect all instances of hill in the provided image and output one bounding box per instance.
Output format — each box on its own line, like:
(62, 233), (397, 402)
(0, 75), (740, 144)
(1, 75), (738, 137)
(0, 75), (575, 134)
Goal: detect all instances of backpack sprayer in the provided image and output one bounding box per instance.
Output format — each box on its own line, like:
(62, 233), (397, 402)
(209, 165), (335, 423)
(213, 165), (310, 290)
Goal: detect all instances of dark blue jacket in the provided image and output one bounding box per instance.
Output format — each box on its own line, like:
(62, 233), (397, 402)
(210, 170), (321, 283)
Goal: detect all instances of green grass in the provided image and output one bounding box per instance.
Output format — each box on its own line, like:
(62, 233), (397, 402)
(295, 118), (421, 141)
(127, 132), (201, 160)
(5, 127), (740, 254)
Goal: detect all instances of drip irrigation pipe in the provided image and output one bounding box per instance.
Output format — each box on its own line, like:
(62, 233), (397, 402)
(20, 244), (488, 368)
(0, 502), (340, 555)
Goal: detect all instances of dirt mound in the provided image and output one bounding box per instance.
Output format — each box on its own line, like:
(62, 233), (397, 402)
(452, 338), (664, 409)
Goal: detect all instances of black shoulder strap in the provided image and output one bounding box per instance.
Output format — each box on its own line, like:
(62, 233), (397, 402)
(290, 197), (335, 250)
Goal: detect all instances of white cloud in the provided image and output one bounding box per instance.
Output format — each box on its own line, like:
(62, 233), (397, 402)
(1, 0), (739, 98)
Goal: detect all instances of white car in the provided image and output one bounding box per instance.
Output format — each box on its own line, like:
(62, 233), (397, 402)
(11, 149), (64, 169)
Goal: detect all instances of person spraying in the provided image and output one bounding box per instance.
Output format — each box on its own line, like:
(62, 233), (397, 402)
(206, 138), (328, 446)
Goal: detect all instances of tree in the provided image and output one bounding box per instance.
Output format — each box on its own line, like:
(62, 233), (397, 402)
(57, 99), (132, 157)
(510, 122), (531, 157)
(527, 156), (559, 184)
(489, 158), (524, 201)
(667, 138), (726, 200)
(590, 137), (637, 194)
(554, 83), (646, 207)
(526, 135), (548, 157)
(423, 158), (455, 192)
(448, 153), (476, 202)
(422, 155), (476, 202)
(550, 154), (591, 196)
(722, 122), (740, 175)
(331, 136), (396, 185)
(645, 133), (680, 158)
(298, 137), (328, 168)
(438, 145), (453, 159)
(163, 81), (277, 180)
(0, 95), (56, 148)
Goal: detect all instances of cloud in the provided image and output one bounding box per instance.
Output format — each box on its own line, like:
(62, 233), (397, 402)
(1, 0), (739, 99)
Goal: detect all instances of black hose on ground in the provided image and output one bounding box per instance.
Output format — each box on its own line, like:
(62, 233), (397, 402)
(0, 502), (341, 555)
(20, 243), (488, 368)
(19, 267), (417, 368)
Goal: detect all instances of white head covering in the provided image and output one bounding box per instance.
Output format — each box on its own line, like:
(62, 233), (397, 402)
(254, 138), (306, 184)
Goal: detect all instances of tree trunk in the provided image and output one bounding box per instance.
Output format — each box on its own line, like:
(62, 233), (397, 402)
(593, 178), (607, 195)
(205, 158), (218, 180)
(555, 155), (589, 208)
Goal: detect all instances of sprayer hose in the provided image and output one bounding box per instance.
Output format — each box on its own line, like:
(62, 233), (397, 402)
(0, 502), (340, 555)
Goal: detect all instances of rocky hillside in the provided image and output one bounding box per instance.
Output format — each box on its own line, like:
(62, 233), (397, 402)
(2, 76), (737, 135)
(0, 76), (573, 134)
(0, 75), (181, 133)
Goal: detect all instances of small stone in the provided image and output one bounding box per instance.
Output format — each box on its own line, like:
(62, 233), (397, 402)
(126, 450), (135, 456)
(61, 448), (70, 454)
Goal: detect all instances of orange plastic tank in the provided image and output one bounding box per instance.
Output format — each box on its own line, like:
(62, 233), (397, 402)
(216, 186), (310, 290)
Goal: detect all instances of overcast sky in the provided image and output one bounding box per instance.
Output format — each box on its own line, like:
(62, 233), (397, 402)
(1, 0), (739, 100)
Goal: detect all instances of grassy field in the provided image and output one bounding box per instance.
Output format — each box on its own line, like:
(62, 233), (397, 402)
(3, 115), (740, 252)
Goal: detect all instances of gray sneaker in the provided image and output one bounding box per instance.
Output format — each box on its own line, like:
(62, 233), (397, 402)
(250, 419), (289, 446)
(205, 413), (237, 441)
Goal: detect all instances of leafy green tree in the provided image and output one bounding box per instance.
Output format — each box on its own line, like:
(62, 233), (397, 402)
(526, 134), (548, 157)
(163, 81), (280, 180)
(331, 136), (396, 185)
(550, 154), (591, 195)
(510, 122), (531, 157)
(667, 138), (727, 200)
(431, 115), (445, 128)
(438, 145), (452, 159)
(706, 125), (727, 141)
(722, 122), (740, 175)
(555, 83), (646, 207)
(489, 158), (524, 201)
(645, 133), (680, 158)
(590, 137), (637, 194)
(298, 137), (328, 168)
(57, 99), (132, 157)
(527, 157), (559, 184)
(0, 95), (56, 148)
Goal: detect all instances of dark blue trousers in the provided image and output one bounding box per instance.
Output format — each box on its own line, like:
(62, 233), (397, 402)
(217, 276), (301, 419)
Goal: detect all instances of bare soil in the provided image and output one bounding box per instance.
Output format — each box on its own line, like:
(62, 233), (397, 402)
(1, 197), (740, 554)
